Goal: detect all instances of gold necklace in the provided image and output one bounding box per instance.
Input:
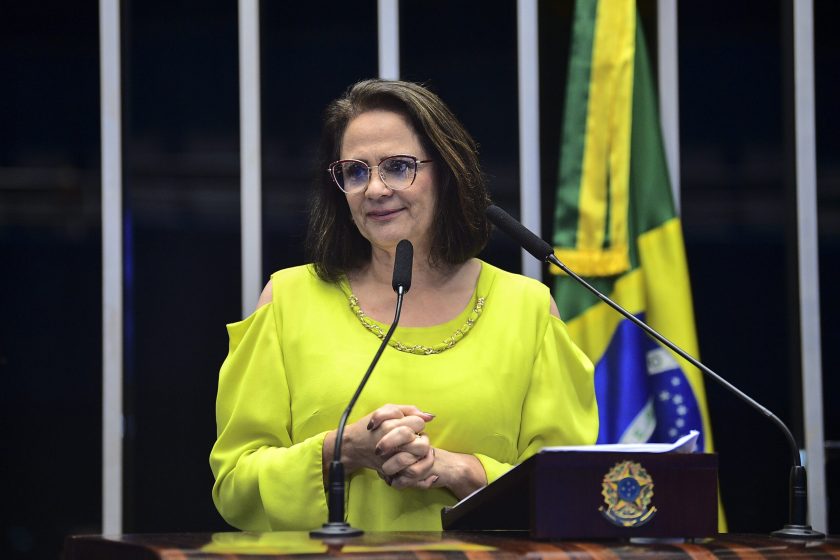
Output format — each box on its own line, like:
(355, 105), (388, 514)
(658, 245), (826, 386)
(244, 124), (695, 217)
(348, 295), (486, 355)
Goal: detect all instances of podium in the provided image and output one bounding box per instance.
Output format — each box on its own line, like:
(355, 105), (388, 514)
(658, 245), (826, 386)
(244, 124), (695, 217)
(442, 450), (718, 539)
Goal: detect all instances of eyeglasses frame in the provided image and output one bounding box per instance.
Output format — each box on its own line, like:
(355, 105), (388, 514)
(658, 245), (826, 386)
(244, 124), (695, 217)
(327, 154), (433, 193)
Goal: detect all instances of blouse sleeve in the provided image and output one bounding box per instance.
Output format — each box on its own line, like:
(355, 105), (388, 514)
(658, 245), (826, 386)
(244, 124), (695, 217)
(209, 303), (328, 531)
(474, 315), (599, 484)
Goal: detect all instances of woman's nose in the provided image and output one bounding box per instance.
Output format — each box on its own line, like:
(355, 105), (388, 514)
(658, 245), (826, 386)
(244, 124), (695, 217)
(364, 167), (392, 198)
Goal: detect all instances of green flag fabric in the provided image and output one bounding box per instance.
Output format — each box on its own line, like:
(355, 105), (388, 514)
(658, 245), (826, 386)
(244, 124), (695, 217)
(552, 0), (716, 462)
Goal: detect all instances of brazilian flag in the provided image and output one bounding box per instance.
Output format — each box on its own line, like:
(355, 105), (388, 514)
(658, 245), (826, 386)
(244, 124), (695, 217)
(552, 0), (715, 455)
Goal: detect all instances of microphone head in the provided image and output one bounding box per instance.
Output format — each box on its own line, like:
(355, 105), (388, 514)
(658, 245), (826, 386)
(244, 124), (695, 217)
(486, 205), (554, 262)
(392, 239), (414, 293)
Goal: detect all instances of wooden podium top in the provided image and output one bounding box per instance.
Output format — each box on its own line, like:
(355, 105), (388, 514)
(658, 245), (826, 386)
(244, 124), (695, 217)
(64, 531), (840, 559)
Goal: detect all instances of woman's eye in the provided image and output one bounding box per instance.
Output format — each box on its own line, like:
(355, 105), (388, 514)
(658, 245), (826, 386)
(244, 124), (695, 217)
(345, 163), (368, 181)
(384, 158), (410, 175)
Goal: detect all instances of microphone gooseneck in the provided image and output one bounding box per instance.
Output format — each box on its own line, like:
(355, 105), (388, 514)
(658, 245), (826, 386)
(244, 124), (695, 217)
(310, 239), (414, 538)
(485, 204), (824, 540)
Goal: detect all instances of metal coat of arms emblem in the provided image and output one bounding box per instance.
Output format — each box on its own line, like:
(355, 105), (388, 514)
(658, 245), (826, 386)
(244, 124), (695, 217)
(599, 460), (657, 528)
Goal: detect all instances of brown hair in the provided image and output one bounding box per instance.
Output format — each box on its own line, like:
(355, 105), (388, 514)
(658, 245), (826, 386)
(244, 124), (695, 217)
(305, 79), (492, 282)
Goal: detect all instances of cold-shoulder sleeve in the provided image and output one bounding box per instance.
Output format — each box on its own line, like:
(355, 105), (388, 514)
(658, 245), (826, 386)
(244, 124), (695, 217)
(474, 314), (599, 484)
(209, 303), (328, 530)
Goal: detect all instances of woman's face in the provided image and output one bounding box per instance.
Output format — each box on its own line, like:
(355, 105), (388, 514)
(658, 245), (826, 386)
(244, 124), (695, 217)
(339, 109), (437, 257)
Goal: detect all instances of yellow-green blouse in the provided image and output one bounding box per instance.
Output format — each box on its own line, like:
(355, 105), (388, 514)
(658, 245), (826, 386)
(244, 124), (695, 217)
(210, 261), (598, 531)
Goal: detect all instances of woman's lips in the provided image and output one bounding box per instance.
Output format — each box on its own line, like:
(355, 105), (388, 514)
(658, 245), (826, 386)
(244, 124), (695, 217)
(366, 208), (405, 221)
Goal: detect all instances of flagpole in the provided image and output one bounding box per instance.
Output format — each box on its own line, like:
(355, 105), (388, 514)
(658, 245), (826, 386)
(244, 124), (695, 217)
(793, 0), (826, 533)
(517, 0), (541, 280)
(657, 0), (681, 212)
(100, 0), (123, 535)
(378, 0), (399, 80)
(238, 0), (262, 318)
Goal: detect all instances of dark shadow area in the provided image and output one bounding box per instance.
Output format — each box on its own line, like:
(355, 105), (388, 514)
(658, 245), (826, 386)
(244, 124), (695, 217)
(121, 0), (240, 534)
(1, 2), (102, 559)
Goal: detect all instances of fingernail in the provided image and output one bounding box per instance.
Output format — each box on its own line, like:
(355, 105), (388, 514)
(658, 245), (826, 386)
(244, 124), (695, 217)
(423, 411), (436, 418)
(367, 420), (374, 430)
(432, 475), (440, 484)
(374, 446), (383, 456)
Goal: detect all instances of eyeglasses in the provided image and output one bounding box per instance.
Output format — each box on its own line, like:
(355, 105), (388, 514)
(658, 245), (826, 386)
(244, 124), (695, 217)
(327, 155), (433, 193)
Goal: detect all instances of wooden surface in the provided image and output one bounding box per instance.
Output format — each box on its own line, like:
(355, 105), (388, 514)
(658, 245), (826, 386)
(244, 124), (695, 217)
(64, 531), (840, 559)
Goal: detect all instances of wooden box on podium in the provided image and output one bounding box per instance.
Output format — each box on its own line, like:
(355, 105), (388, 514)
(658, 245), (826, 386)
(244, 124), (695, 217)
(442, 450), (718, 540)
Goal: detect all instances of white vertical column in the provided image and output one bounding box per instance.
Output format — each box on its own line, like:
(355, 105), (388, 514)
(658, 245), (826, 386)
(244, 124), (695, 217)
(793, 0), (826, 533)
(239, 0), (262, 317)
(658, 0), (681, 211)
(517, 0), (541, 280)
(99, 0), (123, 535)
(378, 0), (400, 79)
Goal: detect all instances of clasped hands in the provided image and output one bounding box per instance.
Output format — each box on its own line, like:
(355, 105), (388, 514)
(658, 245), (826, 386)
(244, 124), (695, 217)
(341, 404), (439, 490)
(323, 404), (487, 498)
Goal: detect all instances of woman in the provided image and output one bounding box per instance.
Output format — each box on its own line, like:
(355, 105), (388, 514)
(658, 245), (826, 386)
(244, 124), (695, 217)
(210, 79), (598, 532)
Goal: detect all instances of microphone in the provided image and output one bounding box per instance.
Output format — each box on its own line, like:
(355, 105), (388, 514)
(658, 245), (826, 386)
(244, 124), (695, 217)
(486, 204), (824, 540)
(392, 239), (413, 295)
(311, 239), (414, 538)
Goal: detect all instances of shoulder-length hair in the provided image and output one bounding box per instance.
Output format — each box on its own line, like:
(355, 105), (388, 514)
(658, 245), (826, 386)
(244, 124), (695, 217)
(306, 79), (492, 282)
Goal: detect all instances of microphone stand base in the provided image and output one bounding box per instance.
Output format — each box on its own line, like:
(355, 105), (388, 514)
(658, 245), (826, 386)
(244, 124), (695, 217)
(310, 522), (364, 538)
(771, 524), (825, 540)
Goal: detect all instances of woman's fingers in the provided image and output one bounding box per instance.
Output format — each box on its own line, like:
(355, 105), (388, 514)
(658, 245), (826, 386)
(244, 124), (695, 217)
(341, 404), (435, 474)
(375, 425), (428, 458)
(374, 426), (419, 458)
(376, 415), (426, 441)
(388, 449), (437, 489)
(367, 404), (434, 432)
(364, 404), (403, 431)
(394, 432), (429, 458)
(380, 451), (421, 476)
(379, 434), (430, 474)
